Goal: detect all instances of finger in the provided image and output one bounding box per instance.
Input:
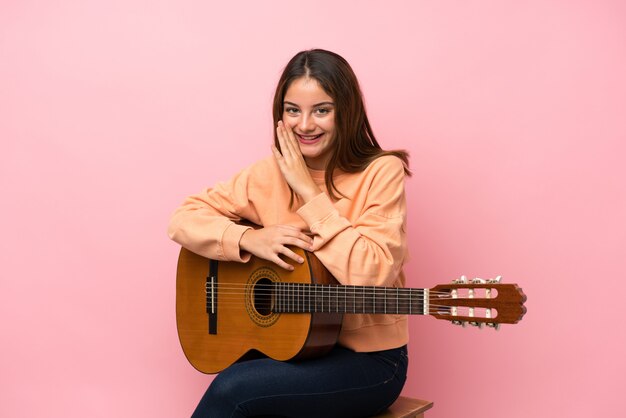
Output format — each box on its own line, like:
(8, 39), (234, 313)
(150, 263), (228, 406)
(286, 232), (314, 246)
(281, 121), (302, 157)
(277, 225), (314, 245)
(272, 254), (295, 271)
(277, 224), (303, 232)
(278, 246), (305, 264)
(276, 122), (293, 158)
(271, 144), (284, 161)
(283, 237), (314, 251)
(279, 120), (301, 158)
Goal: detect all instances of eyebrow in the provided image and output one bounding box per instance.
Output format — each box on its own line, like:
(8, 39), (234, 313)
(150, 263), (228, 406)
(283, 101), (335, 107)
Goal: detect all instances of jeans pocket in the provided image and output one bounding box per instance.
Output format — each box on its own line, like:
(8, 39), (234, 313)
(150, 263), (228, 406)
(373, 346), (406, 371)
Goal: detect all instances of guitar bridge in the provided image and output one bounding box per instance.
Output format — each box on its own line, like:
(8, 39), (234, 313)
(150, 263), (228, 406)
(206, 259), (218, 334)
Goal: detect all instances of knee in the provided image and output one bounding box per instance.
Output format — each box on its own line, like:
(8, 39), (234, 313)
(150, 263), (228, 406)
(205, 374), (240, 405)
(193, 375), (243, 418)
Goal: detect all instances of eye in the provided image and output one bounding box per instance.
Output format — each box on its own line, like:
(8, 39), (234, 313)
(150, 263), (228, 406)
(284, 107), (300, 114)
(315, 107), (332, 115)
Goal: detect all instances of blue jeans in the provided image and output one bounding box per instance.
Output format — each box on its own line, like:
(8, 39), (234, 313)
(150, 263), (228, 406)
(191, 345), (408, 418)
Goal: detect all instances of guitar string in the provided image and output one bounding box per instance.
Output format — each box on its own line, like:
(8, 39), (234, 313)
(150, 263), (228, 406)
(195, 299), (468, 313)
(200, 285), (478, 300)
(200, 282), (495, 295)
(198, 294), (459, 302)
(199, 281), (498, 289)
(194, 298), (492, 317)
(199, 284), (499, 313)
(196, 302), (482, 315)
(202, 290), (453, 299)
(201, 287), (446, 297)
(207, 285), (447, 294)
(203, 292), (496, 315)
(198, 296), (487, 308)
(201, 283), (456, 296)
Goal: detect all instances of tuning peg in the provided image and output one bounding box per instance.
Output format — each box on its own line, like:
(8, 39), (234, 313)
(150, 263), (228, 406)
(453, 275), (468, 284)
(451, 320), (466, 327)
(469, 321), (483, 329)
(471, 278), (486, 284)
(487, 275), (502, 284)
(486, 322), (500, 330)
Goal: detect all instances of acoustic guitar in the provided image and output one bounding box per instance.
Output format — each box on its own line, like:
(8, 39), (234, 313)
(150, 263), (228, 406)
(176, 247), (526, 374)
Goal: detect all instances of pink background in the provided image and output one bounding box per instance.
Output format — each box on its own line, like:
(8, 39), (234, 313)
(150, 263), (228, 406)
(2, 1), (624, 417)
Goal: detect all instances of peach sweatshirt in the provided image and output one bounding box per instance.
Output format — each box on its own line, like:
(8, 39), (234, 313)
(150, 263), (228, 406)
(168, 155), (409, 352)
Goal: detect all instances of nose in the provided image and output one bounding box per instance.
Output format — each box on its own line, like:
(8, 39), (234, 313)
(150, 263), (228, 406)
(298, 114), (315, 133)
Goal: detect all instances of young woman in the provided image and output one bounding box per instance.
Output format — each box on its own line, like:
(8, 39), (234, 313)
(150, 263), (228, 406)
(168, 49), (411, 418)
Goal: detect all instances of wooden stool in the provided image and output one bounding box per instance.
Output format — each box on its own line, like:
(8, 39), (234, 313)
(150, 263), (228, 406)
(371, 396), (433, 418)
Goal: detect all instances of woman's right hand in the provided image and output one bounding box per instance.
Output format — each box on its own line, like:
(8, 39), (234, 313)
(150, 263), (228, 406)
(239, 225), (314, 270)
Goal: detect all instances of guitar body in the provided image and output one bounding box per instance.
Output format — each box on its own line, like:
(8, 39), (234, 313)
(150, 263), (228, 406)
(176, 247), (343, 374)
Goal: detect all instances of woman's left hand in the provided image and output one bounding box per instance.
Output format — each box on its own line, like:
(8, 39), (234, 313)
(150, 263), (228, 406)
(272, 121), (322, 203)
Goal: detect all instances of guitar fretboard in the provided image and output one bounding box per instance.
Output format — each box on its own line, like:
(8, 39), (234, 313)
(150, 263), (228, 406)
(273, 283), (427, 315)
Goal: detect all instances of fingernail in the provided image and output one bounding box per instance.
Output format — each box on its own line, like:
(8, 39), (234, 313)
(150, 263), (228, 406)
(298, 257), (304, 263)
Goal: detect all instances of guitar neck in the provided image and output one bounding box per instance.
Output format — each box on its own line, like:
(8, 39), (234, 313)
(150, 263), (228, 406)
(273, 283), (428, 315)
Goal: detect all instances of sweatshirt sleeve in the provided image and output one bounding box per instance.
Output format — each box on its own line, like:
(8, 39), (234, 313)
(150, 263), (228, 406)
(167, 166), (260, 262)
(296, 156), (408, 287)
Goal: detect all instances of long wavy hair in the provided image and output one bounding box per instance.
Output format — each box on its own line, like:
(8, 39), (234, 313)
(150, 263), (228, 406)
(272, 49), (411, 202)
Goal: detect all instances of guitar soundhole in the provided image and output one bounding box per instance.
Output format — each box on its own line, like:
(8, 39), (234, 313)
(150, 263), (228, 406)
(246, 267), (280, 327)
(253, 278), (273, 316)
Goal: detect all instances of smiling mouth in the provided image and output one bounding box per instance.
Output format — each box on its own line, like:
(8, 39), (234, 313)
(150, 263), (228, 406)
(296, 133), (323, 144)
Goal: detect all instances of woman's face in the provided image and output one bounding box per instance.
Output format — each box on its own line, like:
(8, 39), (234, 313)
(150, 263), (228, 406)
(282, 77), (336, 170)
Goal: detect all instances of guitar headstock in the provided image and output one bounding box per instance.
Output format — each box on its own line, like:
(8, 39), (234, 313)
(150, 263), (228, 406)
(428, 276), (527, 329)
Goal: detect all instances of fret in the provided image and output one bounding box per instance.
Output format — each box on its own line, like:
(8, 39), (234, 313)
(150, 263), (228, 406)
(371, 286), (376, 313)
(374, 287), (386, 314)
(306, 283), (309, 313)
(326, 284), (329, 312)
(299, 283), (304, 313)
(362, 285), (366, 313)
(394, 288), (406, 315)
(395, 288), (402, 314)
(298, 283), (302, 313)
(295, 283), (299, 313)
(327, 285), (333, 313)
(318, 284), (322, 313)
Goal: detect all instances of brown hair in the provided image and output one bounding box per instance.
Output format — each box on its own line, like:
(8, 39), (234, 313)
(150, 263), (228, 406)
(272, 49), (411, 202)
